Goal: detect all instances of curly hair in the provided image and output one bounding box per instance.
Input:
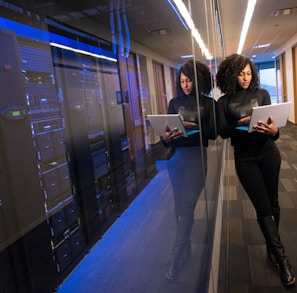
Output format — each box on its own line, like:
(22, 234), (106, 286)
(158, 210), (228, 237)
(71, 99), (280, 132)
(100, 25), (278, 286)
(176, 59), (212, 96)
(216, 54), (259, 95)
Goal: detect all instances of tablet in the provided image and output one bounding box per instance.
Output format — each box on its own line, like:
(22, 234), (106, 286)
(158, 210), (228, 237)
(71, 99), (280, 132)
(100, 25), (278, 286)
(248, 102), (292, 133)
(147, 114), (188, 137)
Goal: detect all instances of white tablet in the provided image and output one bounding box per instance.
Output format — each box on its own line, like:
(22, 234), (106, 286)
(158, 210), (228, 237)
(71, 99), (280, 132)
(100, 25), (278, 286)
(248, 102), (292, 133)
(147, 114), (188, 137)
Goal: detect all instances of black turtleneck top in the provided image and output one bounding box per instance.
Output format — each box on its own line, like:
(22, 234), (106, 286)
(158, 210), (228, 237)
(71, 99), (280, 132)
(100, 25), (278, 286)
(217, 88), (279, 148)
(167, 94), (216, 147)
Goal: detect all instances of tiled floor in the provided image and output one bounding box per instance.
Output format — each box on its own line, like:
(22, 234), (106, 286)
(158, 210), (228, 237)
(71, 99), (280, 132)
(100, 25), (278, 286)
(221, 122), (297, 293)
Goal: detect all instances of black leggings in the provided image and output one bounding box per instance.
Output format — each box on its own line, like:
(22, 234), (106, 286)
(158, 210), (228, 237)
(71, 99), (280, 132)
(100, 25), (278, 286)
(167, 146), (206, 218)
(234, 140), (281, 219)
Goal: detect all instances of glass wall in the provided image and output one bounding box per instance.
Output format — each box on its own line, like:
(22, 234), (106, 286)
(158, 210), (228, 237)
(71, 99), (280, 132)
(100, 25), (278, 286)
(256, 62), (277, 103)
(0, 1), (225, 292)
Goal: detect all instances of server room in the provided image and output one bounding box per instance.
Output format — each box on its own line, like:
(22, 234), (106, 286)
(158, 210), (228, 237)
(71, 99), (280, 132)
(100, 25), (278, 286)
(0, 0), (296, 293)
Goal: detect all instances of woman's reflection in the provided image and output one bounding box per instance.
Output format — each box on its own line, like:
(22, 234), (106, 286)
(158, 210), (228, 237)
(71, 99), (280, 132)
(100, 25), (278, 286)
(162, 60), (216, 281)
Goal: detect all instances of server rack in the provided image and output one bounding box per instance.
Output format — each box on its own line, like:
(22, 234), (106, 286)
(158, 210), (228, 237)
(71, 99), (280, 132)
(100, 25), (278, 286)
(0, 29), (58, 293)
(18, 38), (86, 278)
(0, 8), (156, 291)
(51, 43), (129, 246)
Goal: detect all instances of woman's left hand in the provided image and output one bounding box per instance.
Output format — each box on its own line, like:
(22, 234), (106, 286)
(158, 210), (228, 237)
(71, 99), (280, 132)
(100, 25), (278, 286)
(252, 116), (278, 135)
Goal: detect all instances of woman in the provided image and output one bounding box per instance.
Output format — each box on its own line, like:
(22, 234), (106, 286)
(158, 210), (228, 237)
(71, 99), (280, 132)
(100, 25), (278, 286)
(216, 53), (295, 286)
(162, 60), (216, 281)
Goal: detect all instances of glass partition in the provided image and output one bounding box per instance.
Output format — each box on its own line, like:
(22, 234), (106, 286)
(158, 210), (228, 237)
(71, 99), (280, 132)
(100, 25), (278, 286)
(0, 1), (225, 292)
(187, 1), (225, 292)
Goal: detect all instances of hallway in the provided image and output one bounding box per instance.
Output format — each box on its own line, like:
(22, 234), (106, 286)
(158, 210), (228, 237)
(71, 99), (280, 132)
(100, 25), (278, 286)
(221, 122), (297, 293)
(56, 123), (297, 293)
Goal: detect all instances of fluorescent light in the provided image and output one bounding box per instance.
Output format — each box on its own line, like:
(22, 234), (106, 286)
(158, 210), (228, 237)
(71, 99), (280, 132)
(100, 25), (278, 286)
(167, 0), (213, 60)
(172, 0), (195, 29)
(166, 0), (189, 30)
(237, 0), (257, 54)
(49, 42), (118, 62)
(181, 54), (194, 59)
(191, 28), (212, 60)
(253, 43), (270, 49)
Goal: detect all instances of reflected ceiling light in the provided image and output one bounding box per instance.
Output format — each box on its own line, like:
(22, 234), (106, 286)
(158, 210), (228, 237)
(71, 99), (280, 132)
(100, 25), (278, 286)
(49, 42), (117, 62)
(253, 43), (270, 49)
(166, 0), (189, 30)
(167, 0), (213, 60)
(181, 54), (194, 59)
(237, 0), (257, 54)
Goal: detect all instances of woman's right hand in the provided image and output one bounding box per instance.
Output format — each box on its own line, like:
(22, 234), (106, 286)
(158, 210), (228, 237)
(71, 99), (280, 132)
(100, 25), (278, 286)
(162, 126), (183, 143)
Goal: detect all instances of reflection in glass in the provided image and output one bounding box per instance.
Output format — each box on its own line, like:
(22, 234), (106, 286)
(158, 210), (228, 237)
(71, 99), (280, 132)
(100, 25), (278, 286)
(0, 0), (225, 292)
(162, 60), (216, 283)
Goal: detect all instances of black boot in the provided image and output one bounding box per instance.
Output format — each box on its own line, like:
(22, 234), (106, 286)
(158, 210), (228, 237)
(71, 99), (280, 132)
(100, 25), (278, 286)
(258, 216), (295, 286)
(266, 207), (280, 267)
(165, 216), (193, 281)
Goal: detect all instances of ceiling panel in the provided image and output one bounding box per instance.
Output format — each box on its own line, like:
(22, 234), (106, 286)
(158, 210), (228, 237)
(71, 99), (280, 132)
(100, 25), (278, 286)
(5, 0), (297, 64)
(219, 0), (297, 62)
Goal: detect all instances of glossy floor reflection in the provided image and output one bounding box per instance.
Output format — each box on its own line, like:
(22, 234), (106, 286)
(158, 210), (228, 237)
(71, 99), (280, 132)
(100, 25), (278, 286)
(57, 158), (211, 293)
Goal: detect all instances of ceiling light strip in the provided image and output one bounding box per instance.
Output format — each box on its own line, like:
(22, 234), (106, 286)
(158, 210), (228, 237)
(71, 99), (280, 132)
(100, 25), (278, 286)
(166, 0), (189, 30)
(168, 0), (213, 60)
(49, 42), (117, 62)
(237, 0), (257, 54)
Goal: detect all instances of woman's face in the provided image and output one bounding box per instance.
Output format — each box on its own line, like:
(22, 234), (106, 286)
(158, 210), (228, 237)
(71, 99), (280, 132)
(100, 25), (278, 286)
(180, 72), (194, 95)
(237, 64), (252, 89)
